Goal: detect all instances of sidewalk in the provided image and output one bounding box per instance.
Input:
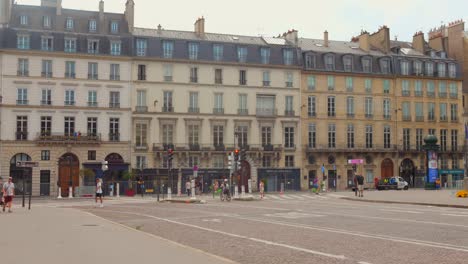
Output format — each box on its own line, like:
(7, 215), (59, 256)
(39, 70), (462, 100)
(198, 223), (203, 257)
(339, 189), (468, 208)
(0, 206), (235, 264)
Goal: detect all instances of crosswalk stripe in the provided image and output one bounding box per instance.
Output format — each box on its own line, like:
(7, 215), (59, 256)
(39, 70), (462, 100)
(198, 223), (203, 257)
(269, 195), (282, 200)
(280, 195), (294, 200)
(301, 195), (316, 199)
(289, 195), (305, 200)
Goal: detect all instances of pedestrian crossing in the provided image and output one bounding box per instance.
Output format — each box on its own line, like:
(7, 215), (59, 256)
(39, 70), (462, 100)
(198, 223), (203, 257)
(260, 194), (329, 201)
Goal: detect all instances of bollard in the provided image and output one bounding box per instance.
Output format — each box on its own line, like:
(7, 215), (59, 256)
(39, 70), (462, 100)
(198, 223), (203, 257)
(234, 185), (239, 199)
(68, 186), (73, 198)
(167, 187), (172, 200)
(191, 179), (196, 200)
(248, 179), (252, 194)
(280, 183), (284, 196)
(241, 185), (246, 198)
(57, 187), (62, 199)
(116, 183), (120, 198)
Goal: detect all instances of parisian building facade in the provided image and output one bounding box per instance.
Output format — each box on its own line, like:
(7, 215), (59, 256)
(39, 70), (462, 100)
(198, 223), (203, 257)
(0, 0), (463, 195)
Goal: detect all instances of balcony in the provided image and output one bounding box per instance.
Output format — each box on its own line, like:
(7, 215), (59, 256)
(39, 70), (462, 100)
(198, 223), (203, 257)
(347, 113), (355, 118)
(16, 131), (28, 141)
(263, 81), (270, 87)
(65, 73), (76, 79)
(238, 109), (248, 115)
(439, 92), (447, 98)
(109, 103), (120, 108)
(213, 108), (224, 114)
(402, 91), (410, 97)
(110, 75), (120, 81)
(17, 70), (29, 77)
(305, 144), (398, 153)
(383, 115), (391, 120)
(189, 144), (200, 151)
(64, 101), (76, 106)
(365, 114), (373, 119)
(285, 82), (293, 88)
(440, 116), (448, 122)
(427, 116), (436, 122)
(109, 133), (120, 142)
(41, 100), (52, 106)
(284, 144), (296, 150)
(415, 116), (424, 122)
(451, 118), (459, 123)
(88, 74), (98, 80)
(190, 77), (198, 83)
(308, 112), (316, 118)
(402, 116), (412, 121)
(398, 145), (424, 153)
(415, 91), (423, 97)
(136, 106), (148, 112)
(41, 72), (53, 78)
(215, 78), (223, 84)
(214, 144), (225, 151)
(328, 113), (336, 118)
(164, 76), (173, 82)
(256, 108), (277, 117)
(261, 144), (282, 152)
(138, 74), (146, 81)
(16, 100), (29, 105)
(36, 133), (101, 145)
(239, 79), (247, 86)
(134, 143), (148, 151)
(450, 93), (458, 99)
(188, 107), (199, 113)
(427, 92), (435, 98)
(87, 102), (98, 107)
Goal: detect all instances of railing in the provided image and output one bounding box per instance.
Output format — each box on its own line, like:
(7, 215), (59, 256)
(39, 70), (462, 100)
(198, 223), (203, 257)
(383, 115), (391, 120)
(263, 81), (270, 86)
(16, 100), (29, 105)
(427, 92), (435, 97)
(17, 70), (29, 76)
(134, 144), (148, 151)
(440, 116), (448, 122)
(36, 133), (101, 144)
(214, 144), (225, 151)
(110, 75), (120, 81)
(308, 112), (316, 117)
(439, 92), (447, 98)
(109, 103), (120, 108)
(138, 74), (146, 81)
(164, 76), (173, 82)
(41, 100), (52, 106)
(450, 93), (458, 99)
(88, 102), (98, 107)
(256, 108), (277, 117)
(109, 133), (120, 142)
(285, 110), (295, 116)
(162, 106), (174, 113)
(188, 107), (199, 113)
(136, 106), (148, 112)
(305, 144), (398, 152)
(189, 144), (200, 151)
(213, 108), (224, 114)
(402, 91), (410, 96)
(64, 101), (75, 106)
(402, 116), (412, 121)
(65, 73), (76, 79)
(365, 114), (373, 119)
(415, 116), (424, 122)
(285, 82), (293, 88)
(190, 77), (198, 83)
(88, 74), (98, 80)
(239, 79), (247, 85)
(41, 72), (53, 78)
(238, 109), (248, 115)
(414, 91), (423, 97)
(215, 78), (223, 84)
(451, 118), (459, 122)
(347, 113), (355, 118)
(16, 132), (28, 141)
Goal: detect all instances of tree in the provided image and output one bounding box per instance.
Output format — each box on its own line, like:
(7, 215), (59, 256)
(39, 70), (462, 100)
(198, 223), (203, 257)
(122, 170), (135, 189)
(79, 168), (95, 186)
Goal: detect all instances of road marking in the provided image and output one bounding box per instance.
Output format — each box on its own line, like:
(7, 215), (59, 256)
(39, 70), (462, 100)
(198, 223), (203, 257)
(301, 195), (316, 199)
(288, 195), (305, 200)
(269, 195), (281, 200)
(380, 209), (423, 214)
(264, 212), (324, 219)
(97, 209), (347, 260)
(358, 262), (373, 264)
(442, 214), (468, 217)
(202, 219), (222, 223)
(280, 195), (294, 200)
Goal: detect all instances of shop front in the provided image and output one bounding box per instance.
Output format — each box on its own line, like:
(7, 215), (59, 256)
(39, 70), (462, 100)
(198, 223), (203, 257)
(257, 168), (301, 192)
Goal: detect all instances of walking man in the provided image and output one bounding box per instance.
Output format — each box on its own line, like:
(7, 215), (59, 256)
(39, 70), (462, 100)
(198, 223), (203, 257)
(186, 180), (191, 197)
(356, 174), (365, 198)
(2, 177), (15, 213)
(95, 178), (103, 207)
(259, 180), (265, 199)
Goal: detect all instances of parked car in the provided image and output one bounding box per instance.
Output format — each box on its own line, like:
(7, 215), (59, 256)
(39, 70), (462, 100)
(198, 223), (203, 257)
(377, 177), (409, 191)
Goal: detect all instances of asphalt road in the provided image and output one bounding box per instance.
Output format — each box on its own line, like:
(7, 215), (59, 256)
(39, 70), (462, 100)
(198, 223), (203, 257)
(75, 193), (468, 264)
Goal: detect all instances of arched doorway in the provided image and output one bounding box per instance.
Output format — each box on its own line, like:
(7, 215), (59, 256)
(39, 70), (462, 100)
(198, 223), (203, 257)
(381, 159), (394, 179)
(400, 159), (415, 187)
(58, 153), (80, 196)
(237, 160), (251, 192)
(10, 153), (32, 195)
(103, 153), (127, 182)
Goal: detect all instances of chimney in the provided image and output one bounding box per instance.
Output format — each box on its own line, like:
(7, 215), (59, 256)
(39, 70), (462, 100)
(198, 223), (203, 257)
(194, 17), (205, 35)
(0, 0), (13, 25)
(412, 31), (425, 54)
(99, 1), (104, 21)
(157, 24), (162, 34)
(125, 0), (135, 33)
(324, 30), (329, 47)
(283, 29), (299, 46)
(368, 25), (391, 53)
(359, 31), (370, 52)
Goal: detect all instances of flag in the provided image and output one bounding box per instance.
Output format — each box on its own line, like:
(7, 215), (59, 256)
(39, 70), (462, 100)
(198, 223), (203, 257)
(321, 164), (325, 174)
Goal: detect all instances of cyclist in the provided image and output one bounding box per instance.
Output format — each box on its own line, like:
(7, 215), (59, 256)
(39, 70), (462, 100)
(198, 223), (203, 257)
(222, 179), (230, 199)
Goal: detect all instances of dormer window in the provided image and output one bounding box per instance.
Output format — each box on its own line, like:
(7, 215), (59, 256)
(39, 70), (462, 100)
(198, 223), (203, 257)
(343, 56), (353, 72)
(237, 46), (248, 63)
(325, 54), (335, 71)
(87, 39), (99, 54)
(20, 15), (28, 25)
(283, 49), (294, 65)
(438, 63), (446, 78)
(43, 16), (51, 28)
(413, 61), (422, 75)
(380, 58), (390, 74)
(430, 51), (436, 58)
(362, 57), (372, 73)
(111, 21), (119, 33)
(305, 54), (316, 69)
(89, 20), (97, 32)
(260, 47), (270, 64)
(426, 62), (434, 76)
(440, 52), (447, 59)
(400, 61), (409, 75)
(66, 18), (74, 30)
(449, 63), (457, 78)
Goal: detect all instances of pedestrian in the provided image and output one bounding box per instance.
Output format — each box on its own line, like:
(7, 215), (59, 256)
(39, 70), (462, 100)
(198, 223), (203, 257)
(0, 177), (4, 208)
(186, 180), (191, 197)
(353, 174), (358, 196)
(357, 174), (365, 198)
(95, 178), (103, 207)
(2, 177), (15, 213)
(313, 177), (319, 194)
(259, 180), (265, 199)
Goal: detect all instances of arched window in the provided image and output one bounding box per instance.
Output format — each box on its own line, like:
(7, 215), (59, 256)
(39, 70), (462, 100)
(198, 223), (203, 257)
(10, 153), (32, 165)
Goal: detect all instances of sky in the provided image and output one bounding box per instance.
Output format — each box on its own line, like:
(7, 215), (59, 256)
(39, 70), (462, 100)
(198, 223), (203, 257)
(16, 0), (468, 42)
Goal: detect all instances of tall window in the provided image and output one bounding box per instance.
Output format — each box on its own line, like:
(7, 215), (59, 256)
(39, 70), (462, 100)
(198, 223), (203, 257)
(213, 44), (223, 61)
(403, 129), (411, 151)
(64, 117), (75, 136)
(416, 129), (423, 151)
(109, 118), (120, 141)
(18, 58), (29, 76)
(328, 96), (335, 117)
(162, 124), (173, 145)
(41, 89), (52, 105)
(41, 36), (53, 51)
(189, 92), (199, 112)
(215, 69), (223, 84)
(188, 125), (199, 146)
(238, 94), (247, 114)
(343, 56), (352, 72)
(87, 117), (98, 136)
(384, 126), (391, 149)
(451, 130), (458, 151)
(239, 70), (247, 85)
(327, 76), (335, 91)
(429, 129), (436, 136)
(383, 99), (391, 119)
(451, 104), (458, 122)
(138, 65), (146, 80)
(237, 126), (248, 147)
(64, 38), (76, 53)
(262, 127), (272, 146)
(111, 21), (119, 33)
(136, 156), (147, 169)
(346, 77), (353, 92)
(137, 90), (147, 108)
(237, 47), (248, 63)
(40, 116), (52, 136)
(347, 124), (354, 149)
(188, 42), (199, 60)
(450, 83), (458, 98)
(415, 102), (424, 121)
(285, 96), (293, 115)
(381, 59), (390, 74)
(260, 48), (270, 64)
(414, 81), (423, 96)
(413, 61), (422, 75)
(347, 97), (354, 117)
(17, 88), (28, 105)
(41, 60), (53, 78)
(262, 71), (271, 86)
(17, 35), (30, 49)
(438, 63), (446, 78)
(428, 103), (435, 121)
(87, 39), (99, 54)
(214, 93), (224, 113)
(427, 81), (435, 97)
(426, 62), (434, 76)
(65, 90), (75, 106)
(325, 55), (335, 70)
(88, 19), (97, 32)
(362, 58), (371, 72)
(190, 67), (198, 83)
(16, 116), (28, 140)
(135, 124), (147, 147)
(136, 39), (147, 57)
(400, 61), (409, 75)
(213, 126), (224, 146)
(440, 129), (447, 151)
(439, 82), (447, 98)
(328, 124), (336, 148)
(110, 41), (121, 56)
(213, 156), (225, 168)
(284, 127), (295, 148)
(110, 64), (120, 81)
(283, 49), (294, 65)
(285, 72), (293, 87)
(65, 61), (76, 78)
(88, 91), (97, 107)
(109, 92), (120, 108)
(20, 15), (28, 25)
(402, 80), (410, 96)
(66, 18), (74, 30)
(163, 65), (173, 81)
(383, 80), (390, 94)
(449, 64), (457, 78)
(402, 102), (411, 121)
(307, 76), (316, 90)
(365, 79), (372, 93)
(365, 125), (373, 149)
(365, 97), (373, 118)
(285, 156), (295, 167)
(308, 124), (316, 148)
(88, 62), (98, 80)
(308, 96), (316, 117)
(162, 40), (174, 58)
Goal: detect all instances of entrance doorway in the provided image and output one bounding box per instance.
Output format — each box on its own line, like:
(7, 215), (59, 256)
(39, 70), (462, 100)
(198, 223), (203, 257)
(10, 153), (32, 195)
(59, 153), (80, 197)
(347, 170), (354, 188)
(40, 170), (51, 196)
(381, 159), (394, 178)
(308, 170), (317, 189)
(400, 159), (415, 187)
(237, 160), (251, 192)
(328, 170), (336, 190)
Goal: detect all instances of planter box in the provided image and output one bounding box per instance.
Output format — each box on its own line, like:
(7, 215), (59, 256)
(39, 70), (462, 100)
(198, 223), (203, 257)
(125, 189), (135, 197)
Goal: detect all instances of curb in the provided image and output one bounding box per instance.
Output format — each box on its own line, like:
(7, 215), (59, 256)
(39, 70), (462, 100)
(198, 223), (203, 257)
(233, 197), (256, 202)
(341, 197), (468, 209)
(162, 199), (205, 204)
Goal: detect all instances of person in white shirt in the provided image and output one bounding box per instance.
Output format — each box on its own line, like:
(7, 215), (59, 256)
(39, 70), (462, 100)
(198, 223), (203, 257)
(2, 177), (15, 213)
(95, 178), (103, 207)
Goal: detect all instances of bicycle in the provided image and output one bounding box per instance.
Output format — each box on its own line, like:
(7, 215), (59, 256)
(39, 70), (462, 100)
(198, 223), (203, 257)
(220, 189), (231, 202)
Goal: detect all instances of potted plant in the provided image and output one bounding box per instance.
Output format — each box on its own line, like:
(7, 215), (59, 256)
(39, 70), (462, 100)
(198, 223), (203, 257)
(122, 170), (135, 196)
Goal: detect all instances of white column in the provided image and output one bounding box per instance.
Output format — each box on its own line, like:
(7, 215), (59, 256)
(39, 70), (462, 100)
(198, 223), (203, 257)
(191, 179), (196, 200)
(116, 183), (120, 197)
(241, 185), (246, 198)
(167, 187), (172, 200)
(68, 186), (73, 198)
(57, 187), (62, 199)
(234, 185), (239, 199)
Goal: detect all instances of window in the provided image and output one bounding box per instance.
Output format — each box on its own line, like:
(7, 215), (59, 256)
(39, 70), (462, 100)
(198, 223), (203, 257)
(88, 39), (99, 54)
(63, 61), (75, 79)
(109, 118), (120, 141)
(110, 21), (119, 33)
(213, 126), (224, 146)
(215, 69), (223, 84)
(88, 62), (98, 80)
(366, 125), (373, 148)
(325, 55), (335, 70)
(285, 156), (295, 167)
(452, 130), (458, 151)
(42, 60), (53, 78)
(427, 81), (435, 97)
(16, 116), (28, 140)
(262, 127), (272, 146)
(20, 15), (28, 25)
(188, 42), (199, 60)
(401, 102), (410, 121)
(213, 156), (225, 168)
(383, 80), (390, 94)
(238, 94), (248, 114)
(426, 62), (434, 76)
(283, 49), (294, 65)
(413, 61), (422, 75)
(450, 83), (458, 98)
(416, 129), (423, 151)
(189, 92), (199, 112)
(64, 38), (76, 53)
(308, 96), (316, 117)
(42, 16), (52, 28)
(188, 125), (199, 146)
(362, 58), (372, 73)
(285, 96), (293, 115)
(17, 88), (28, 105)
(109, 92), (120, 108)
(327, 76), (335, 91)
(440, 129), (447, 152)
(89, 19), (97, 32)
(365, 79), (372, 93)
(88, 91), (97, 107)
(214, 93), (223, 113)
(237, 126), (248, 147)
(262, 71), (271, 86)
(400, 61), (409, 75)
(427, 102), (435, 121)
(110, 41), (121, 56)
(415, 81), (423, 96)
(88, 151), (97, 161)
(380, 59), (390, 74)
(260, 48), (270, 64)
(383, 99), (391, 119)
(347, 124), (354, 148)
(213, 44), (223, 61)
(136, 156), (147, 169)
(450, 104), (458, 122)
(239, 70), (247, 85)
(327, 96), (336, 117)
(188, 156), (200, 168)
(403, 129), (411, 150)
(163, 40), (174, 58)
(439, 82), (447, 98)
(65, 90), (75, 106)
(41, 36), (53, 51)
(136, 39), (147, 56)
(402, 80), (410, 96)
(308, 124), (316, 148)
(262, 156), (272, 168)
(346, 97), (354, 117)
(64, 117), (75, 136)
(365, 97), (373, 118)
(135, 124), (147, 147)
(429, 129), (436, 136)
(159, 91), (171, 112)
(41, 89), (52, 105)
(415, 102), (423, 121)
(285, 72), (293, 87)
(66, 18), (74, 30)
(307, 76), (316, 90)
(17, 58), (29, 76)
(87, 117), (97, 136)
(384, 126), (391, 149)
(328, 124), (336, 148)
(284, 127), (295, 148)
(438, 63), (446, 78)
(346, 77), (353, 92)
(40, 117), (52, 136)
(449, 64), (457, 78)
(190, 67), (198, 83)
(257, 95), (276, 116)
(41, 150), (50, 161)
(162, 124), (173, 145)
(237, 46), (248, 63)
(17, 35), (30, 49)
(110, 64), (120, 81)
(440, 103), (447, 121)
(343, 56), (352, 72)
(366, 170), (374, 184)
(138, 65), (146, 80)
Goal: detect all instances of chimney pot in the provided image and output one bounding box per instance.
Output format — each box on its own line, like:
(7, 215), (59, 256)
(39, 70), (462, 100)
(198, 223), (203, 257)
(324, 30), (329, 47)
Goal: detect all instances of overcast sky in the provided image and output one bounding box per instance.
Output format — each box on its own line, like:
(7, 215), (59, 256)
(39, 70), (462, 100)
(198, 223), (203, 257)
(17, 0), (468, 41)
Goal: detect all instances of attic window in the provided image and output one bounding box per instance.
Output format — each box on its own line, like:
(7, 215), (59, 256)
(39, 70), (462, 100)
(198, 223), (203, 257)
(362, 57), (372, 73)
(43, 16), (51, 28)
(111, 21), (119, 33)
(325, 54), (335, 70)
(343, 56), (353, 72)
(440, 51), (447, 59)
(66, 18), (74, 30)
(20, 15), (28, 25)
(232, 36), (239, 41)
(89, 19), (97, 32)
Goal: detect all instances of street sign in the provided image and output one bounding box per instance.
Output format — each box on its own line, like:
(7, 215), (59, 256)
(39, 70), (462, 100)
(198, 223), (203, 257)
(16, 161), (39, 168)
(439, 169), (464, 175)
(348, 159), (364, 165)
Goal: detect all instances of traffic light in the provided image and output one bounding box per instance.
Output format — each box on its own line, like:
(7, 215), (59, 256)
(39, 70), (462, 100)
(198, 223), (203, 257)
(234, 149), (240, 161)
(237, 159), (242, 170)
(168, 149), (174, 167)
(240, 149), (247, 161)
